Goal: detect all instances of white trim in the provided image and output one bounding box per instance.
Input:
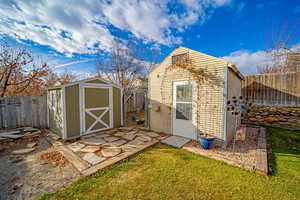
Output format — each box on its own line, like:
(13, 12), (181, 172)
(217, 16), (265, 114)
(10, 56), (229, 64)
(172, 80), (197, 139)
(86, 107), (110, 111)
(79, 83), (84, 135)
(81, 83), (111, 88)
(48, 77), (121, 90)
(223, 67), (228, 143)
(86, 108), (110, 133)
(109, 86), (113, 128)
(79, 86), (113, 135)
(62, 86), (67, 140)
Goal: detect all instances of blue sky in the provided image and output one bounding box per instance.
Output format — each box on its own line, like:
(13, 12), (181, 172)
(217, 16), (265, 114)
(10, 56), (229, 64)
(0, 0), (299, 76)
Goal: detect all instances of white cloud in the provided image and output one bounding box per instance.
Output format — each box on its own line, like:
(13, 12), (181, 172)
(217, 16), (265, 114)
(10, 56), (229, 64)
(222, 50), (273, 75)
(222, 44), (300, 75)
(0, 0), (231, 55)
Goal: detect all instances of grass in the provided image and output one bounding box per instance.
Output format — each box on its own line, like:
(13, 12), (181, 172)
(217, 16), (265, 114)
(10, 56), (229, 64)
(38, 127), (300, 200)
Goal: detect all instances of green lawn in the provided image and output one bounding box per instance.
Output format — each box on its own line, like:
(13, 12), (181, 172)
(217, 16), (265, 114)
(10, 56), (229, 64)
(38, 127), (300, 200)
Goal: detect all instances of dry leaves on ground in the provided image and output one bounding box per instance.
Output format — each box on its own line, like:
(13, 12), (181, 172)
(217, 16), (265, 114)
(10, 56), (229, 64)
(40, 151), (68, 167)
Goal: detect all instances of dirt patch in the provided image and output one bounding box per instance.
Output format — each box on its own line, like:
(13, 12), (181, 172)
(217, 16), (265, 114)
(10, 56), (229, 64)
(0, 133), (80, 200)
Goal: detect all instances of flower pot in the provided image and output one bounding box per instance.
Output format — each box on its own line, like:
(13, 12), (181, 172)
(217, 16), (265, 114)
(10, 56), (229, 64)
(198, 135), (215, 149)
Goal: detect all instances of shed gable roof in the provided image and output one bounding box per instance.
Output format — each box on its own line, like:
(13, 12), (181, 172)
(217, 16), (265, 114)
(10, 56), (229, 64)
(48, 77), (121, 90)
(150, 46), (244, 80)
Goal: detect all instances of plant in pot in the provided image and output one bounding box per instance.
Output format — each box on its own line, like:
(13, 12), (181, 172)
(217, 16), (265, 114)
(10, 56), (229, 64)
(198, 133), (215, 149)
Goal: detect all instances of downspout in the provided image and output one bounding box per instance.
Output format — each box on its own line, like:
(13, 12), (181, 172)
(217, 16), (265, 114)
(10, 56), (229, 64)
(222, 65), (228, 147)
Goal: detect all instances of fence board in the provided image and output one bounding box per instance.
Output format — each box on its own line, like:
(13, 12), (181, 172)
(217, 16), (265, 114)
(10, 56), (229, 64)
(242, 72), (300, 106)
(0, 96), (47, 128)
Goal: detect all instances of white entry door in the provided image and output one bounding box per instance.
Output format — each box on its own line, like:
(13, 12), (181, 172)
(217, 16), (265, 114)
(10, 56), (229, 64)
(80, 84), (113, 135)
(172, 81), (197, 139)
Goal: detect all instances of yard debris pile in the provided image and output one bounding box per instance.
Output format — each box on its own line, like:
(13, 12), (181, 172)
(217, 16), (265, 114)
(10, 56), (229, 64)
(40, 151), (68, 167)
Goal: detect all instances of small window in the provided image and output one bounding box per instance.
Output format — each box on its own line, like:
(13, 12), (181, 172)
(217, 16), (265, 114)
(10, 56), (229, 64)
(172, 53), (188, 66)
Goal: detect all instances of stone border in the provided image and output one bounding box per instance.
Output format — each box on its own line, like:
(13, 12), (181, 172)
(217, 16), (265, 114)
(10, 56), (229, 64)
(182, 145), (256, 172)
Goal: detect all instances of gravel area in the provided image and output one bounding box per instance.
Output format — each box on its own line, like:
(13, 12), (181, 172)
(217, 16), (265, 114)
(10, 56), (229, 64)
(0, 134), (80, 200)
(183, 126), (260, 170)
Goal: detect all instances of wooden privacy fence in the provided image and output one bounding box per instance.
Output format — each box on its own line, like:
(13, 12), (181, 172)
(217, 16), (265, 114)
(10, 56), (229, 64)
(0, 96), (47, 128)
(126, 89), (146, 112)
(242, 72), (300, 106)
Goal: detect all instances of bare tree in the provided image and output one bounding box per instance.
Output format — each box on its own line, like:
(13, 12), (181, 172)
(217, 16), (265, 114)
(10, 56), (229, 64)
(257, 21), (300, 74)
(0, 43), (48, 97)
(95, 39), (157, 98)
(45, 70), (77, 88)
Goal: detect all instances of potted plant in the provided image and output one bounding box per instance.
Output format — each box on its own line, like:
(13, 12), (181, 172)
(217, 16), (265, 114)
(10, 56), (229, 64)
(198, 133), (215, 149)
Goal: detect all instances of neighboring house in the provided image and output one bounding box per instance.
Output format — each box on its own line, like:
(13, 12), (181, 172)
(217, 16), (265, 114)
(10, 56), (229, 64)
(148, 46), (244, 146)
(47, 77), (122, 140)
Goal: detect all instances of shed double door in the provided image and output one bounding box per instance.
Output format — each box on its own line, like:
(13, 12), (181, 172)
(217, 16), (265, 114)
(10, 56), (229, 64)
(80, 85), (113, 135)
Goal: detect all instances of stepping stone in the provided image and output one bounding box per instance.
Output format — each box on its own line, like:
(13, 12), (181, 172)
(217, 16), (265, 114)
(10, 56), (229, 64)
(0, 134), (24, 139)
(83, 153), (106, 165)
(95, 133), (110, 138)
(127, 131), (138, 135)
(137, 127), (149, 131)
(81, 138), (106, 145)
(104, 136), (119, 142)
(68, 143), (85, 152)
(12, 148), (35, 154)
(101, 147), (122, 157)
(23, 127), (39, 132)
(122, 146), (137, 152)
(26, 142), (37, 148)
(106, 130), (118, 134)
(145, 132), (160, 138)
(82, 134), (97, 139)
(122, 134), (136, 140)
(52, 141), (63, 146)
(161, 136), (191, 148)
(127, 139), (144, 147)
(30, 130), (41, 135)
(118, 127), (135, 131)
(105, 140), (127, 147)
(136, 135), (152, 142)
(79, 146), (100, 153)
(114, 132), (126, 137)
(48, 133), (60, 140)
